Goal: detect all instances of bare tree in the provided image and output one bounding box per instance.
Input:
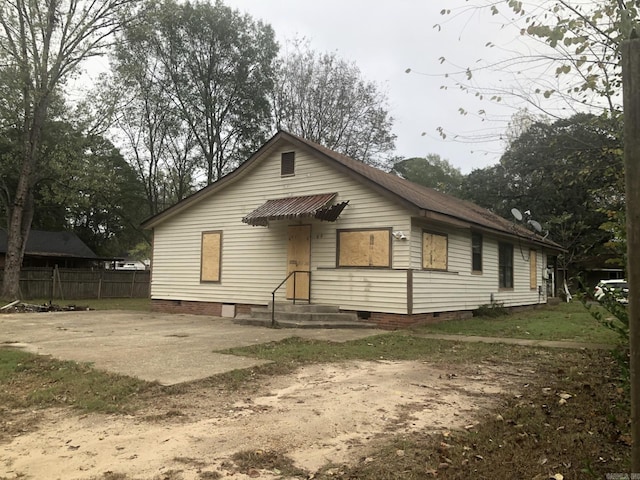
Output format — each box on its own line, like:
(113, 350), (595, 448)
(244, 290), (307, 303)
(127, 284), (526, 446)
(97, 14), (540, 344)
(273, 43), (396, 167)
(0, 0), (136, 298)
(411, 1), (634, 144)
(146, 0), (279, 184)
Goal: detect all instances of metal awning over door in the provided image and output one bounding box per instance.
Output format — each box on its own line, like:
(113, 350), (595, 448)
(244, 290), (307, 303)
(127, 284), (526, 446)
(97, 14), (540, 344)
(242, 193), (348, 227)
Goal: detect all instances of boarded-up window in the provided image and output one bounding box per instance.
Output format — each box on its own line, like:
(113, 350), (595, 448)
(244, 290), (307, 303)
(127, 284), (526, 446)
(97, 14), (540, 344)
(281, 152), (295, 176)
(530, 249), (537, 289)
(423, 232), (448, 270)
(471, 232), (482, 272)
(337, 229), (391, 267)
(201, 231), (222, 282)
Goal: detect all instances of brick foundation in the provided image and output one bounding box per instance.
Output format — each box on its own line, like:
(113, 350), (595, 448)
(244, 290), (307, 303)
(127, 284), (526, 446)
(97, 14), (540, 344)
(153, 299), (477, 330)
(151, 299), (262, 317)
(358, 310), (474, 330)
(152, 299), (541, 330)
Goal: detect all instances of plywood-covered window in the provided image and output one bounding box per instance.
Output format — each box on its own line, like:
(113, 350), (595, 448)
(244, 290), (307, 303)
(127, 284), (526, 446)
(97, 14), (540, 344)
(422, 231), (448, 270)
(201, 231), (222, 282)
(337, 229), (391, 268)
(471, 232), (483, 273)
(530, 249), (537, 289)
(281, 151), (295, 176)
(498, 242), (513, 289)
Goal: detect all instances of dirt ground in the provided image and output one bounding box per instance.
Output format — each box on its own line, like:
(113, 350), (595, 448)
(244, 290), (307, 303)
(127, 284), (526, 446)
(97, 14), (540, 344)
(0, 358), (516, 480)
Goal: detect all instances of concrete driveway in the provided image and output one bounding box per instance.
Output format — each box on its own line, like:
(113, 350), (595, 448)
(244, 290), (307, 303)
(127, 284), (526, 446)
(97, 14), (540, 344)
(0, 310), (382, 385)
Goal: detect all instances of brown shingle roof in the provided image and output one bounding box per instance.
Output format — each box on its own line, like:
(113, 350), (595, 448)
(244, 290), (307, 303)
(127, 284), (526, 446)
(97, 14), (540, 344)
(282, 132), (561, 250)
(0, 229), (97, 258)
(141, 131), (562, 251)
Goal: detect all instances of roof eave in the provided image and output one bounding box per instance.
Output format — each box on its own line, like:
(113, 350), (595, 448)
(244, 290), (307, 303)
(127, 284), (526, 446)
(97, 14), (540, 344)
(141, 133), (287, 229)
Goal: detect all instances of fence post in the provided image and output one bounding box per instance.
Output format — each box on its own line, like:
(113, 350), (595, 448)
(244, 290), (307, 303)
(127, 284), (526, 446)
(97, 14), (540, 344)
(130, 270), (136, 298)
(54, 265), (64, 301)
(50, 267), (55, 304)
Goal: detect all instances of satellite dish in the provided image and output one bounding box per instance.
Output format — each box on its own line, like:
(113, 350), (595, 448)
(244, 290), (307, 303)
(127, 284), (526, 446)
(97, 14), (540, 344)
(511, 208), (523, 221)
(528, 220), (543, 233)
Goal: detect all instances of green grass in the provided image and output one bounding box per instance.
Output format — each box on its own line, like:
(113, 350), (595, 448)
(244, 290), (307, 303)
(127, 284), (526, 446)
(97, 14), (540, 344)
(0, 301), (630, 479)
(0, 348), (152, 413)
(221, 332), (551, 367)
(2, 297), (151, 311)
(412, 301), (619, 344)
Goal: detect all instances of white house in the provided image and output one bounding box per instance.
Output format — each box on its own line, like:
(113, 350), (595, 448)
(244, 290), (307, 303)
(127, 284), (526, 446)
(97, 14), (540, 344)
(142, 131), (563, 329)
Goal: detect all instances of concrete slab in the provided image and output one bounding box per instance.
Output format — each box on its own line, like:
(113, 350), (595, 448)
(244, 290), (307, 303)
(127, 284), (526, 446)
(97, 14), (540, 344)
(0, 310), (383, 385)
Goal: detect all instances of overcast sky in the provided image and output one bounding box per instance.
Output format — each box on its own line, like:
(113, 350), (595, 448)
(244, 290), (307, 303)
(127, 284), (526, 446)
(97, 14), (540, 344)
(223, 0), (549, 173)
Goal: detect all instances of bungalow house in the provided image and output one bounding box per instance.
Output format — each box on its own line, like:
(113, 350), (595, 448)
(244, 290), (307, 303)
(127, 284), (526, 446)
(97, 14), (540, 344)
(142, 131), (563, 329)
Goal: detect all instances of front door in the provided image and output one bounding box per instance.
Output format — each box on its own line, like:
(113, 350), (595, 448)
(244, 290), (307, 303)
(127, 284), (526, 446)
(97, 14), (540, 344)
(286, 225), (311, 300)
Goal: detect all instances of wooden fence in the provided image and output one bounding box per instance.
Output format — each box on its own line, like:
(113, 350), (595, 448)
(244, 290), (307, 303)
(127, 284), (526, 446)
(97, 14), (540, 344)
(0, 267), (150, 300)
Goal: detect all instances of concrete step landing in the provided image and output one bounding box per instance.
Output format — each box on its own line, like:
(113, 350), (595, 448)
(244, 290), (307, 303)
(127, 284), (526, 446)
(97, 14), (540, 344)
(233, 302), (375, 329)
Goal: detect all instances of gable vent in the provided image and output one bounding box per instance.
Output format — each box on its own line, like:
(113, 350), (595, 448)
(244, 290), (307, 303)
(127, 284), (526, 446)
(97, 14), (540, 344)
(281, 151), (295, 176)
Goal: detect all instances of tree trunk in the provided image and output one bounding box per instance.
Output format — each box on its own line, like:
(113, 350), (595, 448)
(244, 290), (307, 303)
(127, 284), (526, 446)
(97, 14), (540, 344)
(1, 162), (34, 299)
(622, 37), (640, 473)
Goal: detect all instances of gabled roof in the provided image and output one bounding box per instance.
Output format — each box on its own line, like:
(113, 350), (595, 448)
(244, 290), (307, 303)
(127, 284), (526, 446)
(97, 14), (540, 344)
(0, 229), (97, 259)
(141, 130), (563, 251)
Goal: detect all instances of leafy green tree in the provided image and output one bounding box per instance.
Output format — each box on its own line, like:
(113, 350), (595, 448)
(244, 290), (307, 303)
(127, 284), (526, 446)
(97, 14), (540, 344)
(1, 120), (147, 257)
(133, 0), (279, 184)
(391, 154), (463, 194)
(462, 113), (624, 276)
(462, 164), (510, 213)
(0, 0), (137, 298)
(106, 15), (199, 216)
(47, 131), (148, 257)
(272, 44), (396, 167)
(436, 1), (638, 467)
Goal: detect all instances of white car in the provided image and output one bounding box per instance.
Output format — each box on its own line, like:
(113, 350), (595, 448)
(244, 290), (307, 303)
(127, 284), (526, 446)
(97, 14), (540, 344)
(594, 279), (629, 304)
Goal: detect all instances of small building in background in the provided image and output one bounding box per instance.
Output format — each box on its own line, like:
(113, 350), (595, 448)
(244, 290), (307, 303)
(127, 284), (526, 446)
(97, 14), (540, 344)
(0, 229), (104, 269)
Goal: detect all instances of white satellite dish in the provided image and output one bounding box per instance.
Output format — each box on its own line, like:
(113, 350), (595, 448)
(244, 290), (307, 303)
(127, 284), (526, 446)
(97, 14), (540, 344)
(511, 208), (523, 221)
(528, 220), (543, 233)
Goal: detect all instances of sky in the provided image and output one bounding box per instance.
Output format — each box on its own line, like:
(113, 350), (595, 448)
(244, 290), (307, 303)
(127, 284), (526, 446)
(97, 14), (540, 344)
(222, 0), (546, 173)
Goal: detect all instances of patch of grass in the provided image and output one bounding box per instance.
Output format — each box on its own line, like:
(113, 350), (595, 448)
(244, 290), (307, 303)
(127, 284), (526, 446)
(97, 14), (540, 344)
(414, 301), (619, 344)
(473, 301), (509, 317)
(231, 449), (308, 478)
(221, 332), (548, 367)
(0, 348), (152, 413)
(314, 349), (630, 480)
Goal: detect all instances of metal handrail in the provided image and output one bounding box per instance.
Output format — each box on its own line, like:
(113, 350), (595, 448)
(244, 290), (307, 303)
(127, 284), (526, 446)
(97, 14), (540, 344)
(271, 270), (311, 327)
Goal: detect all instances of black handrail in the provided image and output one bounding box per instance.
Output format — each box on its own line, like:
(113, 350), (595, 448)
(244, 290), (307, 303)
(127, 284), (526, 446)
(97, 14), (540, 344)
(271, 270), (311, 327)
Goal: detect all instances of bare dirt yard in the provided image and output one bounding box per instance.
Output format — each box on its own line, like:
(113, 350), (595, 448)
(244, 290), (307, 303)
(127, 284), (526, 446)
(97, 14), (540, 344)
(1, 358), (515, 480)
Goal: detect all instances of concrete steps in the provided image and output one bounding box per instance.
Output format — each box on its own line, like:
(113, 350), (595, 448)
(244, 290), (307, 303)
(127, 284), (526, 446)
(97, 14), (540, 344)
(233, 302), (376, 329)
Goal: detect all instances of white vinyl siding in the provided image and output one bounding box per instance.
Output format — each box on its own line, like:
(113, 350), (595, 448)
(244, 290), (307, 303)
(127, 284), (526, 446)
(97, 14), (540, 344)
(151, 142), (411, 312)
(410, 220), (548, 313)
(151, 140), (549, 315)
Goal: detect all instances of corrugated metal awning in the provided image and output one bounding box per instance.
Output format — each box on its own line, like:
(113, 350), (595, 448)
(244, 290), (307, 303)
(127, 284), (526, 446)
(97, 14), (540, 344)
(242, 193), (349, 227)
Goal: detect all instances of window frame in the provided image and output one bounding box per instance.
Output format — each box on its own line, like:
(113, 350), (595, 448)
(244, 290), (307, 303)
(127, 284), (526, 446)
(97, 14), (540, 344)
(281, 151), (295, 176)
(422, 230), (448, 271)
(200, 230), (222, 283)
(471, 232), (483, 273)
(336, 228), (392, 268)
(498, 242), (514, 289)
